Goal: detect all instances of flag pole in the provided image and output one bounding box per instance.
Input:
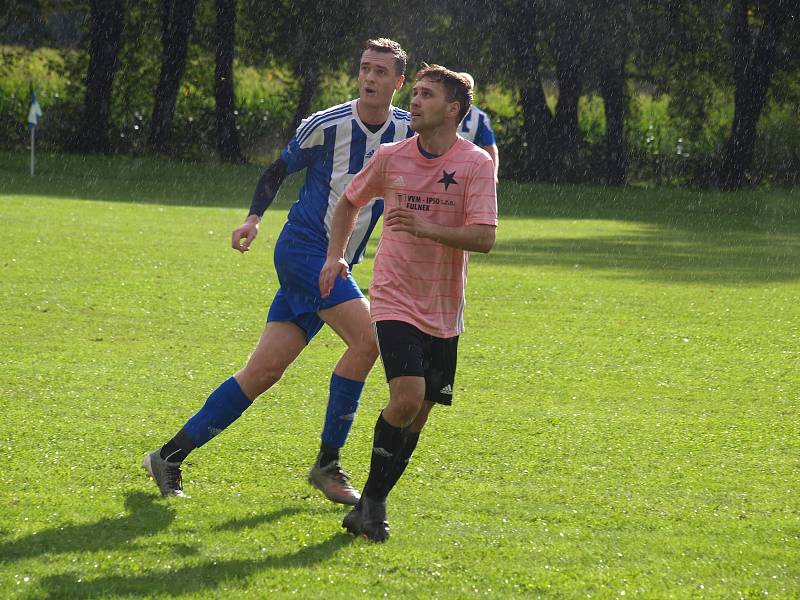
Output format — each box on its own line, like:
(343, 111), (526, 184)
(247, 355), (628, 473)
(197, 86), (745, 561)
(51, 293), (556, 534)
(30, 126), (35, 177)
(27, 84), (42, 177)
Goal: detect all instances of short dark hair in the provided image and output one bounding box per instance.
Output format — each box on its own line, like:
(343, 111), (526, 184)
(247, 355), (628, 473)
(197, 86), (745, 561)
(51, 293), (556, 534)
(415, 64), (473, 123)
(363, 38), (408, 76)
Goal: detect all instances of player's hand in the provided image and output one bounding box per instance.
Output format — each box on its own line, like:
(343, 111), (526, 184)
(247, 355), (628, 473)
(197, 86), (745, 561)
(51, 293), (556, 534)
(319, 256), (349, 298)
(231, 217), (260, 253)
(384, 206), (433, 239)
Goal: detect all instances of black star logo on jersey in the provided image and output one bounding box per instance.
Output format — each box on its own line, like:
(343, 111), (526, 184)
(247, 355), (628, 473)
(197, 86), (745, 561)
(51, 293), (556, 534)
(438, 170), (458, 191)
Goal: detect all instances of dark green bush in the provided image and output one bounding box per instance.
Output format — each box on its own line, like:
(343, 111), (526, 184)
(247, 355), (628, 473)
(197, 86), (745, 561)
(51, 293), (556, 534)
(1, 45), (797, 186)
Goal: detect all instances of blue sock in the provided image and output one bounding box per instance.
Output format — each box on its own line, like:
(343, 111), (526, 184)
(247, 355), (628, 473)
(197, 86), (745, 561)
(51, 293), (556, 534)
(183, 377), (252, 447)
(320, 373), (364, 449)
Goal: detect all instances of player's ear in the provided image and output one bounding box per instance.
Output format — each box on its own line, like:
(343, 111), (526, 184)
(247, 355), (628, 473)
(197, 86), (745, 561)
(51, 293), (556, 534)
(448, 100), (461, 120)
(395, 74), (405, 90)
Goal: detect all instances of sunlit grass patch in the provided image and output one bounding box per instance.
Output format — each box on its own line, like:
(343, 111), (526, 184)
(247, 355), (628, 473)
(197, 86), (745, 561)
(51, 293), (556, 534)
(1, 153), (798, 598)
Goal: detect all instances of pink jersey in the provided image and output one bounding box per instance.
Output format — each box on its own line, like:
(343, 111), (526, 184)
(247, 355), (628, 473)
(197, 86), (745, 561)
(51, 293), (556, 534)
(345, 136), (497, 338)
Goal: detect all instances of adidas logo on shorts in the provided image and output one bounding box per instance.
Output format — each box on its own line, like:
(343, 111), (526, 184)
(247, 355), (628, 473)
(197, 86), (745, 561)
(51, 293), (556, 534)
(439, 384), (453, 395)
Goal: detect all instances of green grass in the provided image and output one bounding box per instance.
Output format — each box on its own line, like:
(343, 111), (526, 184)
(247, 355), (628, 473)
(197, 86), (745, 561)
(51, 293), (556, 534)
(1, 151), (798, 599)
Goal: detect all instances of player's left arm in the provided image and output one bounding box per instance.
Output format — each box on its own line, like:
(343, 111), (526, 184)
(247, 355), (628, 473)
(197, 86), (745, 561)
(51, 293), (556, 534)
(385, 154), (497, 253)
(384, 212), (495, 253)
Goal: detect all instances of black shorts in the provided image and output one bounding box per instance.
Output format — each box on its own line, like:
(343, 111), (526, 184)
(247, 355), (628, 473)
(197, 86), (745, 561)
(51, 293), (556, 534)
(374, 320), (459, 405)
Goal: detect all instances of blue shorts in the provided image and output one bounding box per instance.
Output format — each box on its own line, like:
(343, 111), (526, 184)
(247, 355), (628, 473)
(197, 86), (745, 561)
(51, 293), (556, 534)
(267, 224), (364, 343)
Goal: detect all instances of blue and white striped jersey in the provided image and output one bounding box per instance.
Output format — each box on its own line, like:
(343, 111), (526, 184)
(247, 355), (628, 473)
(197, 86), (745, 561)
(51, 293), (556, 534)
(280, 99), (414, 265)
(458, 105), (496, 147)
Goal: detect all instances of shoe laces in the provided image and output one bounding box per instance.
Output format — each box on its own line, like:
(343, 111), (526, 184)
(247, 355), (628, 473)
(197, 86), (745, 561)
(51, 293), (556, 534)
(164, 463), (183, 490)
(326, 464), (352, 484)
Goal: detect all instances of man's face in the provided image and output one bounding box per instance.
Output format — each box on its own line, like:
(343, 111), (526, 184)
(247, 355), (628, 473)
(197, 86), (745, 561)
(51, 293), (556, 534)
(358, 50), (404, 110)
(409, 77), (458, 133)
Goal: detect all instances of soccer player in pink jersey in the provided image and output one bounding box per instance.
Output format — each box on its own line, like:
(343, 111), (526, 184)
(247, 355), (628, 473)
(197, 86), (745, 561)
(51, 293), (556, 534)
(320, 65), (498, 541)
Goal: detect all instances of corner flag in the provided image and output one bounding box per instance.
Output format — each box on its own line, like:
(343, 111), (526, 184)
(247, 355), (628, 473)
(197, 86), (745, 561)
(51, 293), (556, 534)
(28, 88), (43, 129)
(28, 87), (43, 176)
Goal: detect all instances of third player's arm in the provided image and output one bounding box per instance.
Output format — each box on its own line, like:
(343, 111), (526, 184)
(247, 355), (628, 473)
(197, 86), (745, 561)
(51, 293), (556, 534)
(483, 144), (500, 184)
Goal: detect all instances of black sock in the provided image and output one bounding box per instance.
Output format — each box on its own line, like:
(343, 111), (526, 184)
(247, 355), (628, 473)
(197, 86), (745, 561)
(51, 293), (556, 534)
(159, 428), (196, 463)
(382, 429), (421, 495)
(363, 412), (404, 501)
(317, 444), (341, 468)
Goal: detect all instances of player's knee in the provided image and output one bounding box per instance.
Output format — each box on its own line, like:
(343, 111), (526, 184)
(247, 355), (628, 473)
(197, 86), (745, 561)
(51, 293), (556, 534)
(350, 334), (379, 366)
(239, 363), (285, 397)
(411, 405), (433, 431)
(390, 393), (424, 424)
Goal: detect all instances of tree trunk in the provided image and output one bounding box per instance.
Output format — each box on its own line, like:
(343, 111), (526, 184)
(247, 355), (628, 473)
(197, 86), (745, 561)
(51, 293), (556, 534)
(599, 56), (627, 186)
(553, 61), (582, 178)
(717, 0), (786, 190)
(214, 0), (244, 163)
(519, 75), (557, 180)
(507, 6), (556, 181)
(71, 0), (125, 154)
(552, 20), (583, 179)
(149, 0), (198, 152)
(289, 29), (320, 134)
(290, 60), (320, 134)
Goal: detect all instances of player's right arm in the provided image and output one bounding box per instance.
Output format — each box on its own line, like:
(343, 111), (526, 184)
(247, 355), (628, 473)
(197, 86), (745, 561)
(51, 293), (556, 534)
(319, 146), (386, 297)
(231, 114), (323, 253)
(231, 159), (288, 253)
(319, 194), (360, 298)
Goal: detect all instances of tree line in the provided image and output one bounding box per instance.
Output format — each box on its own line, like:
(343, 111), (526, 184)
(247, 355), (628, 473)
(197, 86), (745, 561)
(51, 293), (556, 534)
(2, 0), (798, 189)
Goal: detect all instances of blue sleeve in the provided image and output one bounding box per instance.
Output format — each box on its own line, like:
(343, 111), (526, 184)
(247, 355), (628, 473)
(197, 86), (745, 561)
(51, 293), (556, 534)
(248, 159), (287, 217)
(474, 114), (496, 146)
(279, 109), (335, 174)
(279, 137), (319, 175)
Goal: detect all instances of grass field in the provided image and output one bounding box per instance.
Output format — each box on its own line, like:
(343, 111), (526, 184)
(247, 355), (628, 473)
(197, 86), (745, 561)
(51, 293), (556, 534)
(1, 151), (798, 599)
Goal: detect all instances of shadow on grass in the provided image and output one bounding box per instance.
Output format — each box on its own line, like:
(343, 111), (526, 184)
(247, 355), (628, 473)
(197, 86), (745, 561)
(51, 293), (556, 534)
(3, 152), (796, 227)
(212, 506), (304, 532)
(0, 491), (174, 563)
(3, 152), (797, 285)
(0, 151), (295, 210)
(483, 228), (800, 284)
(37, 532), (354, 599)
(499, 180), (799, 234)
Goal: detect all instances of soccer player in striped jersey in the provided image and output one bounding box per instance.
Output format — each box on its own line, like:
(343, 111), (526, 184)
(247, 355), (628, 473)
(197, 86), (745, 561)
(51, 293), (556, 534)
(457, 73), (499, 184)
(143, 39), (413, 503)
